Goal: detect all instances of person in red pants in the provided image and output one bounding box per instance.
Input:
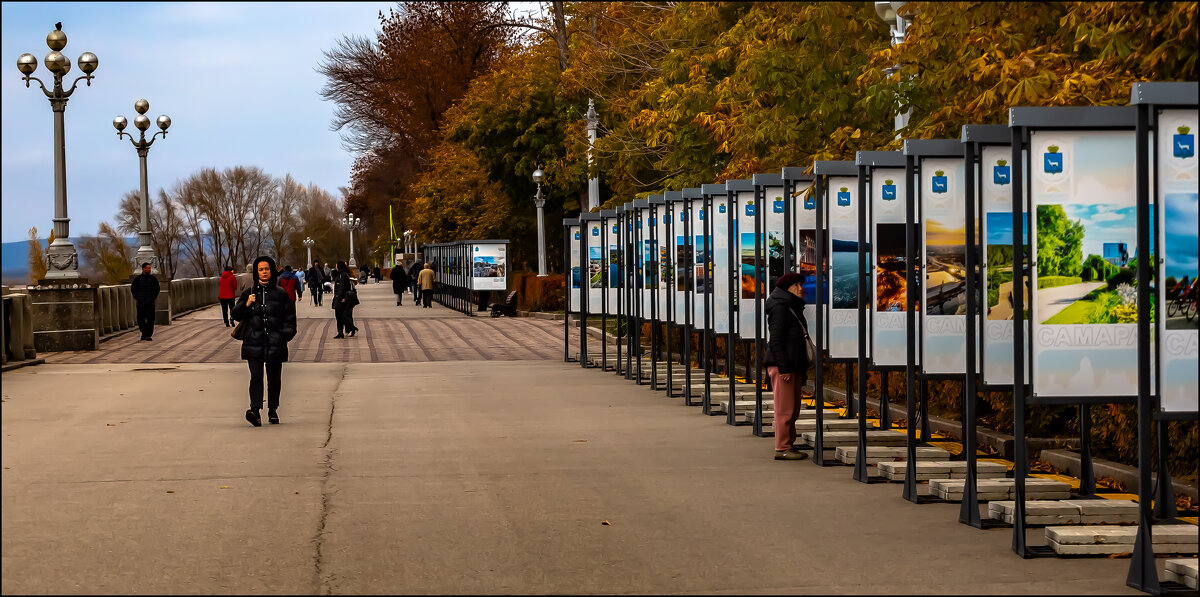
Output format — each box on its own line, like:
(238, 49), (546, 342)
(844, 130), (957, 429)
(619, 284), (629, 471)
(764, 272), (812, 460)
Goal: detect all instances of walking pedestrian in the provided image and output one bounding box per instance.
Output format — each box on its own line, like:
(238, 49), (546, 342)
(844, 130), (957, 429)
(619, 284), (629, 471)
(373, 265), (382, 284)
(418, 262), (436, 308)
(218, 265), (237, 327)
(307, 260), (325, 306)
(324, 264), (332, 282)
(409, 259), (423, 303)
(391, 262), (411, 306)
(763, 272), (812, 460)
(232, 256), (297, 427)
(294, 266), (306, 303)
(130, 262), (160, 341)
(333, 260), (359, 338)
(279, 265), (299, 302)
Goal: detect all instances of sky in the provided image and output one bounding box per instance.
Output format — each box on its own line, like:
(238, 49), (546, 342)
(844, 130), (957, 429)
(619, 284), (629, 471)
(2, 2), (549, 244)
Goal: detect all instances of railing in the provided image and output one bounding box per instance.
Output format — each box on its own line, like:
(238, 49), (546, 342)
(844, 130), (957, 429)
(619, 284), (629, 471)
(1, 286), (37, 366)
(93, 273), (251, 340)
(96, 284), (136, 336)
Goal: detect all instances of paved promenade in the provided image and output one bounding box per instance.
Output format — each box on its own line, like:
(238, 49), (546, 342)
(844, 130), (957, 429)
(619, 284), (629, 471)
(3, 284), (1143, 594)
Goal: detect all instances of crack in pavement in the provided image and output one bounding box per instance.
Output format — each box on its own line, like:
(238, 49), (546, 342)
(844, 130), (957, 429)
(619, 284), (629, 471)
(313, 363), (346, 595)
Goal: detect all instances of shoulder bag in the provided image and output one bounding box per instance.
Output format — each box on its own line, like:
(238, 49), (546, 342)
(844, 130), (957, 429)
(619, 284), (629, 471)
(345, 287), (359, 307)
(230, 318), (246, 340)
(787, 307), (817, 364)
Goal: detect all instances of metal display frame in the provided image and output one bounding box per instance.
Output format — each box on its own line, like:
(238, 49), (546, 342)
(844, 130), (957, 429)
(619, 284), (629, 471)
(725, 179), (754, 426)
(1127, 81), (1198, 595)
(750, 173), (784, 437)
(1008, 105), (1142, 558)
(682, 188), (704, 406)
(781, 168), (819, 447)
(665, 190), (685, 398)
(701, 183), (727, 416)
(902, 139), (967, 504)
(563, 218), (580, 363)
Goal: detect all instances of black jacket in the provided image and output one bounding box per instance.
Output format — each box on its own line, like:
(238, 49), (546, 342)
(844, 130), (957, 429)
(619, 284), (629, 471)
(306, 266), (325, 288)
(130, 272), (160, 305)
(390, 266), (411, 293)
(763, 287), (810, 376)
(333, 270), (353, 307)
(231, 256), (297, 362)
(408, 261), (422, 281)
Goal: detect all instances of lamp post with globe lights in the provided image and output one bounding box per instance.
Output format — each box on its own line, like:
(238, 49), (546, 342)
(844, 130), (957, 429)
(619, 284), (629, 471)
(113, 99), (171, 274)
(341, 213), (363, 268)
(16, 22), (99, 280)
(303, 237), (315, 266)
(532, 167), (547, 277)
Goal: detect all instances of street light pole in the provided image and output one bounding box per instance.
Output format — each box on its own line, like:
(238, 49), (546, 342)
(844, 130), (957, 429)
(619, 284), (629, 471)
(874, 2), (911, 136)
(303, 237), (314, 266)
(585, 99), (599, 214)
(113, 99), (171, 274)
(17, 23), (99, 280)
(341, 213), (362, 268)
(532, 168), (547, 277)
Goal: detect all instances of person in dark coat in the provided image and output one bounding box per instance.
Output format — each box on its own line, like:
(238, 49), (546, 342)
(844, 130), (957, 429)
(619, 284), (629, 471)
(332, 260), (358, 338)
(130, 262), (160, 341)
(373, 265), (382, 284)
(763, 272), (812, 460)
(232, 256), (297, 427)
(408, 259), (423, 303)
(307, 260), (325, 306)
(390, 263), (411, 306)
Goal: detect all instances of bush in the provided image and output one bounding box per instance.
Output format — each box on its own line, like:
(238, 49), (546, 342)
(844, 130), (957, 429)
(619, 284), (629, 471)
(1038, 275), (1082, 290)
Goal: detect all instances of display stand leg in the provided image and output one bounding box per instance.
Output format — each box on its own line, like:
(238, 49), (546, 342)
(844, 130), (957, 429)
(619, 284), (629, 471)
(844, 362), (856, 418)
(1153, 420), (1179, 521)
(919, 377), (931, 443)
(1079, 403), (1095, 496)
(879, 373), (891, 430)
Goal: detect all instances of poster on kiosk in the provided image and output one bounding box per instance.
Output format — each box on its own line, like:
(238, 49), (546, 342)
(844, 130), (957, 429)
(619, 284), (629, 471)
(568, 224), (581, 313)
(872, 164), (911, 367)
(1157, 108), (1198, 412)
(471, 243), (506, 291)
(921, 156), (968, 374)
(1030, 129), (1151, 398)
(827, 174), (866, 359)
(672, 198), (691, 323)
(586, 220), (604, 313)
(692, 193), (710, 329)
(655, 201), (671, 320)
(639, 203), (653, 318)
(607, 216), (620, 316)
(735, 186), (760, 336)
(712, 191), (731, 335)
(792, 180), (820, 341)
(981, 145), (1030, 385)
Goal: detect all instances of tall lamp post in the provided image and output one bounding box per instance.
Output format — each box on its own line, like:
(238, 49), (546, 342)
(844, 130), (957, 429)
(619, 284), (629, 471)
(874, 2), (910, 135)
(17, 22), (99, 280)
(303, 237), (315, 266)
(585, 98), (599, 214)
(341, 213), (362, 268)
(113, 99), (171, 274)
(532, 167), (547, 277)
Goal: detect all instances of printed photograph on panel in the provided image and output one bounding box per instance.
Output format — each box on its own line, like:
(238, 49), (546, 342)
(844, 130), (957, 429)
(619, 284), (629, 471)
(694, 235), (712, 293)
(676, 236), (693, 291)
(1164, 192), (1199, 329)
(986, 212), (1030, 320)
(875, 223), (907, 312)
(740, 232), (766, 299)
(925, 219), (967, 315)
(831, 235), (862, 309)
(589, 246), (603, 288)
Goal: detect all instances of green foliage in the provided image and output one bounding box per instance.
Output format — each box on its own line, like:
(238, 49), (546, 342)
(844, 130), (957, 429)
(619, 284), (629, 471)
(1036, 205), (1083, 278)
(1037, 275), (1082, 290)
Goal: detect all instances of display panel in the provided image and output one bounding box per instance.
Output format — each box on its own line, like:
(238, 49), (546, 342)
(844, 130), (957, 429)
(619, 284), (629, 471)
(981, 145), (1031, 385)
(587, 221), (604, 314)
(1030, 130), (1153, 397)
(737, 190), (760, 336)
(713, 195), (731, 334)
(471, 243), (507, 291)
(692, 197), (711, 329)
(674, 204), (692, 322)
(639, 207), (653, 318)
(657, 204), (670, 321)
(1157, 108), (1199, 412)
(793, 182), (821, 342)
(921, 157), (967, 373)
(828, 175), (867, 359)
(872, 167), (911, 367)
(568, 225), (581, 312)
(606, 218), (619, 316)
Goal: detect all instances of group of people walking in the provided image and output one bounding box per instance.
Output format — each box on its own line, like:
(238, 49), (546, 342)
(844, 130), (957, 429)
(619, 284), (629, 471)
(388, 260), (437, 308)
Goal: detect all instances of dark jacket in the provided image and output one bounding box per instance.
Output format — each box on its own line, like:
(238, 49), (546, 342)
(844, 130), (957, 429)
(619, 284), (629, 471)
(763, 287), (810, 376)
(218, 271), (237, 299)
(390, 266), (411, 294)
(306, 266), (324, 289)
(408, 261), (422, 282)
(130, 272), (160, 305)
(231, 256), (297, 362)
(333, 270), (353, 308)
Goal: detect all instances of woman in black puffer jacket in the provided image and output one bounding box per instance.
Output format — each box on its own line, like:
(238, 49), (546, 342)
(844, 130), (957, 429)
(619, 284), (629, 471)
(231, 255), (297, 427)
(763, 272), (812, 460)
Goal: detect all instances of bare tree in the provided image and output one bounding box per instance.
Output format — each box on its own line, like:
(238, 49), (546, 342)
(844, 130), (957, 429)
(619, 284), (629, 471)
(77, 222), (133, 285)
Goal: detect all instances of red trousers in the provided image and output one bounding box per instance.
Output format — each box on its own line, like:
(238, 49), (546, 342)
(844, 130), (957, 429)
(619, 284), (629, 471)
(768, 366), (801, 451)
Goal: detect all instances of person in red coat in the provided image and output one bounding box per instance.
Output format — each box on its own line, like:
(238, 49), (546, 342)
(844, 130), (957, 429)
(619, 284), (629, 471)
(278, 265), (299, 302)
(218, 266), (238, 327)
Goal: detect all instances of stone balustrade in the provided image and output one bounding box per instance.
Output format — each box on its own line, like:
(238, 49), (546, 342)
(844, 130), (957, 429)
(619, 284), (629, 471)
(1, 286), (38, 366)
(96, 284), (137, 336)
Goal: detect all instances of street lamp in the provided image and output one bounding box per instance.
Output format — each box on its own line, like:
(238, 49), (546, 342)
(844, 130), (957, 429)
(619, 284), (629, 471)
(532, 167), (547, 277)
(303, 236), (315, 266)
(874, 2), (911, 135)
(584, 98), (599, 214)
(340, 213), (362, 268)
(17, 22), (99, 280)
(113, 99), (171, 274)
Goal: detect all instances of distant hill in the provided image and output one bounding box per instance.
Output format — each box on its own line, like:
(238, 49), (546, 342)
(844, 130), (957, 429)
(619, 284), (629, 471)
(2, 237), (137, 286)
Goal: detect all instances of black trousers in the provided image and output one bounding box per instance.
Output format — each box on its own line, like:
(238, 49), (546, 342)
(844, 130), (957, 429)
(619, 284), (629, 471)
(395, 291), (403, 305)
(136, 302), (155, 338)
(334, 303), (356, 334)
(247, 359), (283, 411)
(311, 286), (322, 305)
(220, 298), (235, 326)
(422, 291), (432, 308)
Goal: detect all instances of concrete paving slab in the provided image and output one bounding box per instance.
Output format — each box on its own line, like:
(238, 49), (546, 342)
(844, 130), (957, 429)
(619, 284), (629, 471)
(801, 430), (908, 447)
(835, 446), (952, 465)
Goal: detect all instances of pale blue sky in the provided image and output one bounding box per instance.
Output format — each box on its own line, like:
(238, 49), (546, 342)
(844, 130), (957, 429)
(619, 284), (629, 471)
(1, 2), (401, 242)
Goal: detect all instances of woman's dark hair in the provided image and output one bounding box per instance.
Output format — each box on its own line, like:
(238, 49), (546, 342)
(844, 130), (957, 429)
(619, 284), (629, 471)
(336, 261), (349, 273)
(223, 265), (233, 273)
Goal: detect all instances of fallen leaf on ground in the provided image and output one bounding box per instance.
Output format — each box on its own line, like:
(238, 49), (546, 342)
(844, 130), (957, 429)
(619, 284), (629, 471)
(574, 439), (587, 443)
(166, 490), (174, 493)
(106, 423), (116, 426)
(220, 486), (229, 489)
(601, 520), (611, 526)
